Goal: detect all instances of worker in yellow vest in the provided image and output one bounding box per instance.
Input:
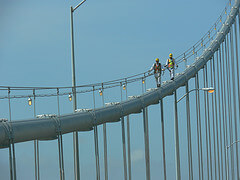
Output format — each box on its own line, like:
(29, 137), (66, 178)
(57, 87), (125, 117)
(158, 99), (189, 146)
(149, 58), (164, 87)
(165, 53), (178, 80)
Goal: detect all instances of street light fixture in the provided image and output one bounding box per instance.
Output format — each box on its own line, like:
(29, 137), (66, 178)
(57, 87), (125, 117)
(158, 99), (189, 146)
(28, 97), (32, 106)
(177, 87), (215, 103)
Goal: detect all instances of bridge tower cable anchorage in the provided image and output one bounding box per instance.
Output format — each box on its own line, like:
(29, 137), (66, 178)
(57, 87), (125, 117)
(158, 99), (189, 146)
(120, 82), (128, 180)
(210, 58), (217, 180)
(7, 87), (17, 180)
(92, 86), (100, 180)
(195, 73), (203, 180)
(56, 88), (65, 180)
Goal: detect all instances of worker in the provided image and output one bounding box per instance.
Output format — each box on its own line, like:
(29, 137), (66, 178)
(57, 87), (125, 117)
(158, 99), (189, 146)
(148, 58), (164, 87)
(165, 53), (178, 80)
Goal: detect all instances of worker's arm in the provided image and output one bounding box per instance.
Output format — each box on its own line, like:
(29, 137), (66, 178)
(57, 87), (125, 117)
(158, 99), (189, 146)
(148, 64), (154, 72)
(174, 58), (178, 68)
(165, 59), (169, 67)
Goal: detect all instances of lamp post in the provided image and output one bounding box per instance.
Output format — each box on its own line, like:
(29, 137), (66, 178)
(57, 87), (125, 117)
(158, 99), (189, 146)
(175, 87), (214, 180)
(70, 1), (87, 180)
(226, 140), (240, 180)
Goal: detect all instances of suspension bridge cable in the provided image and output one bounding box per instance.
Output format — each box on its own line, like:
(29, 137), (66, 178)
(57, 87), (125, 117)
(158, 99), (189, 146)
(56, 88), (65, 180)
(219, 43), (227, 180)
(213, 52), (221, 180)
(100, 85), (108, 180)
(92, 86), (100, 180)
(195, 72), (203, 180)
(124, 80), (132, 180)
(210, 58), (217, 180)
(226, 33), (235, 179)
(159, 97), (167, 180)
(206, 64), (214, 180)
(203, 66), (210, 180)
(185, 81), (193, 180)
(222, 39), (229, 180)
(120, 82), (128, 180)
(230, 27), (240, 180)
(217, 48), (224, 180)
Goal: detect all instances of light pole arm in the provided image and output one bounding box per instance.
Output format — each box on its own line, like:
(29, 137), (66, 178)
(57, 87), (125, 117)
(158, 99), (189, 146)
(177, 87), (214, 103)
(177, 89), (198, 103)
(72, 0), (87, 12)
(227, 140), (240, 149)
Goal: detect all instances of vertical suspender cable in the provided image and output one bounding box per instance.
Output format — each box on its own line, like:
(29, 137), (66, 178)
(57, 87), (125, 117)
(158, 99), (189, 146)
(222, 39), (229, 180)
(57, 88), (65, 180)
(8, 88), (13, 180)
(141, 80), (151, 180)
(160, 98), (167, 180)
(226, 33), (234, 180)
(92, 86), (100, 180)
(185, 81), (193, 180)
(213, 52), (221, 180)
(210, 58), (217, 180)
(203, 66), (210, 180)
(205, 64), (213, 180)
(8, 87), (16, 180)
(220, 44), (227, 180)
(101, 84), (108, 180)
(174, 90), (181, 180)
(217, 48), (224, 180)
(195, 73), (203, 180)
(230, 27), (239, 180)
(120, 83), (128, 180)
(33, 89), (40, 180)
(234, 18), (240, 176)
(124, 79), (132, 180)
(219, 44), (227, 180)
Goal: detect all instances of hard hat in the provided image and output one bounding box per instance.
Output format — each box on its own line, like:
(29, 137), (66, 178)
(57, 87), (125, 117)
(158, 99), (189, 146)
(155, 58), (159, 62)
(169, 53), (173, 58)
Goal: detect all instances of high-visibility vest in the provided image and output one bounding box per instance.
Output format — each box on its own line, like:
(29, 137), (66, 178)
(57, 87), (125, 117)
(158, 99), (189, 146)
(168, 58), (175, 68)
(154, 63), (161, 73)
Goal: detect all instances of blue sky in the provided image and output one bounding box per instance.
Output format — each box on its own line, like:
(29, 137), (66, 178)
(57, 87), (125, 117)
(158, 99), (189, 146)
(0, 0), (229, 179)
